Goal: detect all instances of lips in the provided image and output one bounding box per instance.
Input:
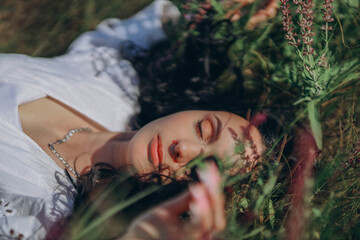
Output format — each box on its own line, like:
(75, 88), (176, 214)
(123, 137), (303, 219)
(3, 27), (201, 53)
(150, 134), (163, 167)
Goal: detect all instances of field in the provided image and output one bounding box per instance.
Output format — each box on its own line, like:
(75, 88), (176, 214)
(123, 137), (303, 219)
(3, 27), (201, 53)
(1, 0), (359, 239)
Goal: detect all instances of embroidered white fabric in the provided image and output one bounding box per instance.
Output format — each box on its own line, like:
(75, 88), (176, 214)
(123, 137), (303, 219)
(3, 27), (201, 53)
(0, 1), (179, 238)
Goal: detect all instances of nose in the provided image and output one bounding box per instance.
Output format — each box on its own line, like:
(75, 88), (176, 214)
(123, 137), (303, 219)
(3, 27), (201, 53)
(169, 140), (204, 163)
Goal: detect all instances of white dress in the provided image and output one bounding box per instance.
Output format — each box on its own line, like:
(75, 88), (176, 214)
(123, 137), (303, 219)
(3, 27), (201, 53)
(0, 1), (178, 239)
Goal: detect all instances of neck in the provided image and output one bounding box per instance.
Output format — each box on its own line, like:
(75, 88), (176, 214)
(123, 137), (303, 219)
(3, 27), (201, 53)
(91, 132), (134, 169)
(62, 131), (136, 175)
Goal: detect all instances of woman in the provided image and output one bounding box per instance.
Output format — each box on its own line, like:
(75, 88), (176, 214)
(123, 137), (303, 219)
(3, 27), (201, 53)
(0, 0), (274, 239)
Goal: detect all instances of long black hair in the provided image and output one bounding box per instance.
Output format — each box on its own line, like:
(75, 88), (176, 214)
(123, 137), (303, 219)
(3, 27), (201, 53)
(54, 163), (190, 239)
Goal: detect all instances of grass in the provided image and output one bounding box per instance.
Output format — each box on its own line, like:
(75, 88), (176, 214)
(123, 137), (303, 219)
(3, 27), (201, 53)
(1, 0), (359, 239)
(0, 0), (152, 56)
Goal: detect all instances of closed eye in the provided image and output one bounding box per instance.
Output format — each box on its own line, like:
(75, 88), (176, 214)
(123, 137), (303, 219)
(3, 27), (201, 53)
(193, 118), (213, 142)
(193, 120), (203, 139)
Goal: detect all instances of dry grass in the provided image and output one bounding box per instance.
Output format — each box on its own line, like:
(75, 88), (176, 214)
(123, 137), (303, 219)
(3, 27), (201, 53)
(0, 0), (151, 56)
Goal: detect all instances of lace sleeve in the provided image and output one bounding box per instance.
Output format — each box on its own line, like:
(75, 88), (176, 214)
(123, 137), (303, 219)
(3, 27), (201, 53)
(66, 0), (178, 53)
(0, 196), (47, 239)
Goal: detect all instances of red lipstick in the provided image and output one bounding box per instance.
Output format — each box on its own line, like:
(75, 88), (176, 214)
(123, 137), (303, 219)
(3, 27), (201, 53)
(150, 134), (163, 167)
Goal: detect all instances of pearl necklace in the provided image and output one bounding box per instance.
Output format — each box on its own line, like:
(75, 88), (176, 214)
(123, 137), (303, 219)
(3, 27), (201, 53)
(48, 127), (92, 178)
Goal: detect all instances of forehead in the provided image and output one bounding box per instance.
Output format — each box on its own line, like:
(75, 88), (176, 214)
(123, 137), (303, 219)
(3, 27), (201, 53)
(167, 110), (249, 125)
(167, 110), (234, 119)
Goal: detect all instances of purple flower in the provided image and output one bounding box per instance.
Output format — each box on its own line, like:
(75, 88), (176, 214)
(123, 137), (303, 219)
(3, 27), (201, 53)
(295, 0), (315, 55)
(321, 0), (334, 30)
(281, 0), (300, 47)
(322, 0), (335, 24)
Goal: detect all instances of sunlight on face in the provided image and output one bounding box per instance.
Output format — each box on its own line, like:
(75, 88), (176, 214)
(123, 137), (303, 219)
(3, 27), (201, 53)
(127, 111), (265, 177)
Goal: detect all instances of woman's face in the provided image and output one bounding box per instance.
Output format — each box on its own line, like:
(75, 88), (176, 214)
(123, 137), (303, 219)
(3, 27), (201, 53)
(127, 111), (265, 177)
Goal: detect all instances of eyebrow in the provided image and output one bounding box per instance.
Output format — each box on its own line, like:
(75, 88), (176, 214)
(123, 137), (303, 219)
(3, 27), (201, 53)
(213, 115), (222, 142)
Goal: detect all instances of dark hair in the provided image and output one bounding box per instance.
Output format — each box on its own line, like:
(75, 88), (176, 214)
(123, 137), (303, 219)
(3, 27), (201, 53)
(58, 163), (191, 239)
(127, 36), (246, 129)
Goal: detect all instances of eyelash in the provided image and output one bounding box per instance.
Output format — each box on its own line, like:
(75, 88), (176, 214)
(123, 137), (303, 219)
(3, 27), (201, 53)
(193, 120), (203, 139)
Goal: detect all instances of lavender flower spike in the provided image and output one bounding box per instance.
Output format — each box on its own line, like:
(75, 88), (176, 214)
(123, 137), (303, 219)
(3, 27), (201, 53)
(281, 0), (299, 47)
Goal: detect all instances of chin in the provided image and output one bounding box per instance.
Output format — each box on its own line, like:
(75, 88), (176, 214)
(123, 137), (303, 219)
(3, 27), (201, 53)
(128, 144), (152, 175)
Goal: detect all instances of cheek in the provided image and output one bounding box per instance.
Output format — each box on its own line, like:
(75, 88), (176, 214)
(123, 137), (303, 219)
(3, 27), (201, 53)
(219, 132), (238, 155)
(128, 137), (151, 173)
(208, 139), (236, 160)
